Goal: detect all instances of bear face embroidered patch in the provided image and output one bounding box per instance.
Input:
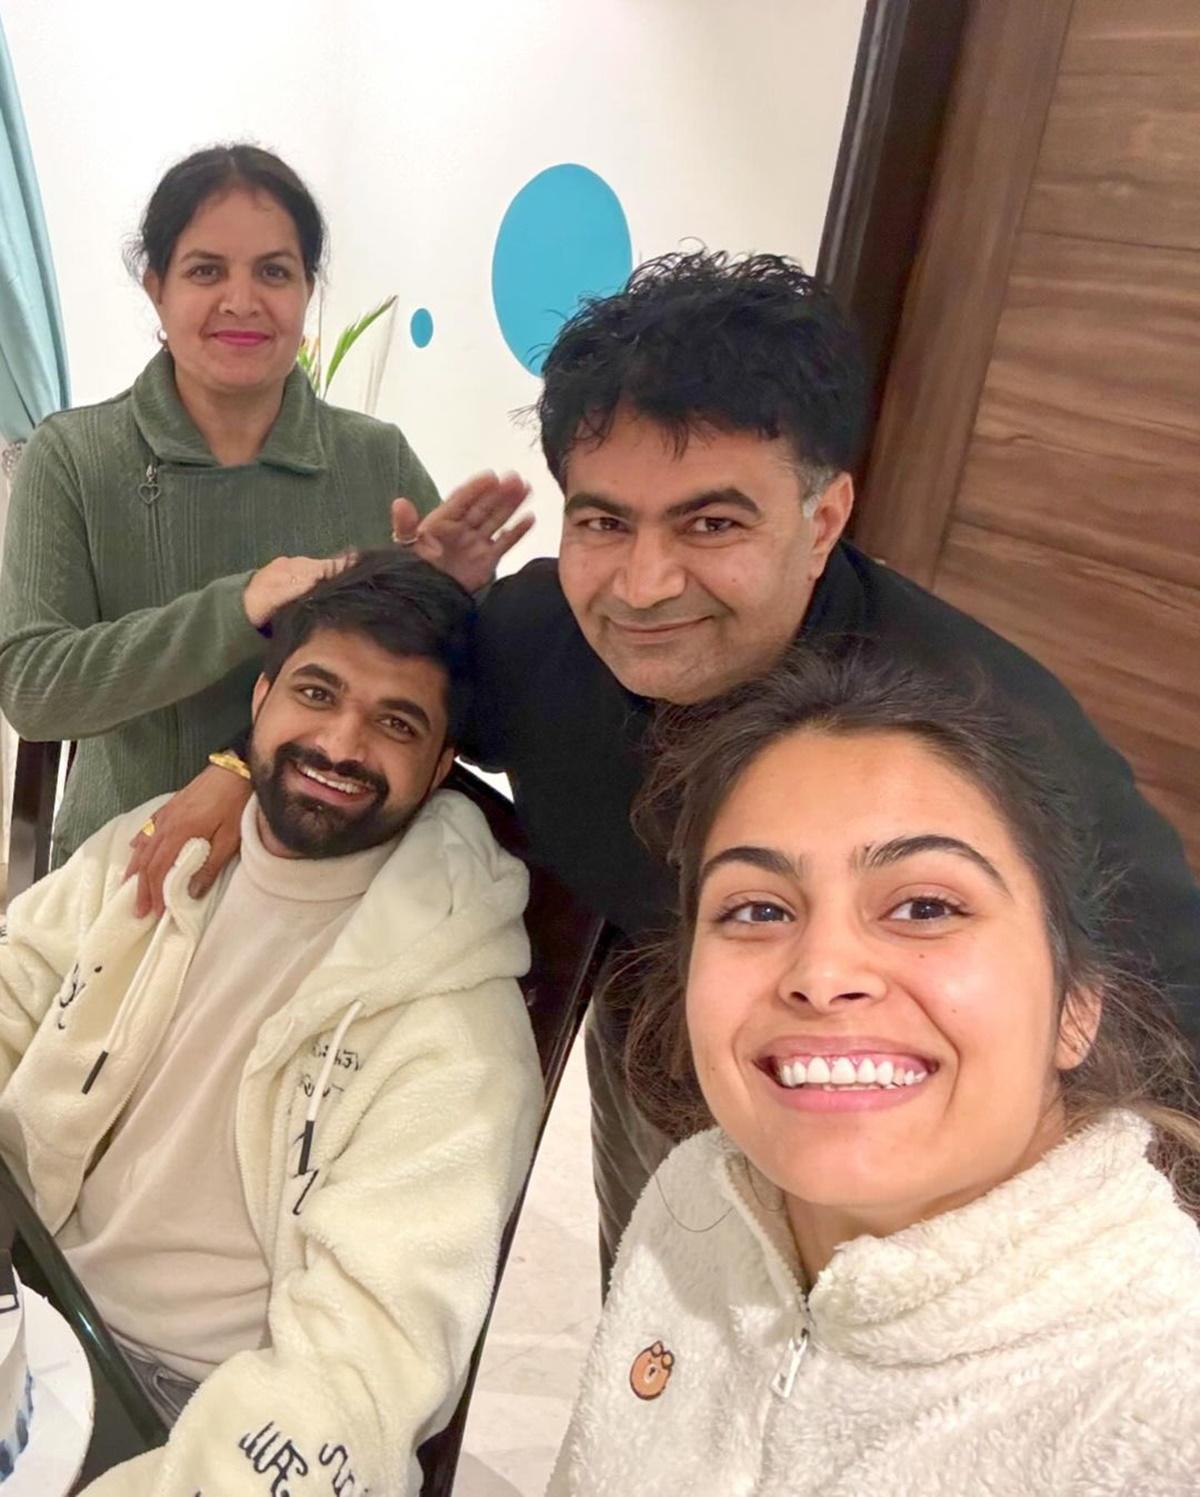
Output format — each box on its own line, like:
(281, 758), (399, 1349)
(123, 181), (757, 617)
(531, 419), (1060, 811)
(629, 1341), (675, 1400)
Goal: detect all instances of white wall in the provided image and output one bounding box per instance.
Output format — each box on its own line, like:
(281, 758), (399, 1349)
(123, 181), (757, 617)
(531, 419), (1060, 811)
(5, 0), (866, 568)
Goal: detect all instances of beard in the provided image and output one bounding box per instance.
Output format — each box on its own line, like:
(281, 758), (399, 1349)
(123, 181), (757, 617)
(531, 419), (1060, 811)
(250, 741), (419, 859)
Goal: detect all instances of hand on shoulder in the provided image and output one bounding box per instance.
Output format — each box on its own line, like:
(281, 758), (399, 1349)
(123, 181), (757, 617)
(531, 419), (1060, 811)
(123, 763), (251, 917)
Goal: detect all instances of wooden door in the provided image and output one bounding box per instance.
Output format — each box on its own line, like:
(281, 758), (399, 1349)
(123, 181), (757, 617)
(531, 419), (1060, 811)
(853, 0), (1200, 869)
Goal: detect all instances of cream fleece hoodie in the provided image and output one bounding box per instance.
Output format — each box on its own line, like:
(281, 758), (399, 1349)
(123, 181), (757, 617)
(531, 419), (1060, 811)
(0, 787), (542, 1497)
(551, 1112), (1200, 1496)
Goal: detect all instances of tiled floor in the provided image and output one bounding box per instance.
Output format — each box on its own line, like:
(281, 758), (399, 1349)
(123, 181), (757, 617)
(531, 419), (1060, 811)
(455, 1034), (600, 1496)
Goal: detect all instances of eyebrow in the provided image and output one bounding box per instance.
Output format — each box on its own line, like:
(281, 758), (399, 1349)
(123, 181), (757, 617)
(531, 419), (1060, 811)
(699, 844), (800, 889)
(857, 835), (1010, 893)
(290, 662), (344, 690)
(563, 487), (763, 522)
(289, 664), (432, 732)
(698, 834), (1012, 895)
(178, 247), (301, 263)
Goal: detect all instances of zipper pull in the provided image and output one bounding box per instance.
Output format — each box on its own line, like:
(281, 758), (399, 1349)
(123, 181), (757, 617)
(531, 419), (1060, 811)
(770, 1330), (809, 1400)
(138, 462), (161, 504)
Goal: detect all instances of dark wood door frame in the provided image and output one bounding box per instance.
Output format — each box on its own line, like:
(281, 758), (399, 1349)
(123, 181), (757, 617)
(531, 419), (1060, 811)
(818, 0), (971, 491)
(845, 0), (1078, 582)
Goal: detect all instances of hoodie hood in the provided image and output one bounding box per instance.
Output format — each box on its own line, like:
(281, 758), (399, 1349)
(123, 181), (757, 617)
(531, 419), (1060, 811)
(273, 788), (529, 1027)
(157, 787), (530, 1032)
(81, 787), (529, 1116)
(323, 787), (529, 985)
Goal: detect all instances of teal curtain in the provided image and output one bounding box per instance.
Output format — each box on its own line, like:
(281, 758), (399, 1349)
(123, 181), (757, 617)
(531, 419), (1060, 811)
(0, 16), (69, 442)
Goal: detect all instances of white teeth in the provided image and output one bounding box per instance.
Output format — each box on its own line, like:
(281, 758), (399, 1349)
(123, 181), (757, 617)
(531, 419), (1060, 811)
(773, 1055), (930, 1090)
(299, 765), (366, 794)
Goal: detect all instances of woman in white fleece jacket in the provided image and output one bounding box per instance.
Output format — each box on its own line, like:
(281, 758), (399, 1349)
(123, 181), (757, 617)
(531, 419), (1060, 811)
(551, 649), (1200, 1497)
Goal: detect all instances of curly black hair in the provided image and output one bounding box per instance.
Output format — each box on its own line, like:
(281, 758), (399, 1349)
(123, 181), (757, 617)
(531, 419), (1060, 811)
(536, 249), (867, 485)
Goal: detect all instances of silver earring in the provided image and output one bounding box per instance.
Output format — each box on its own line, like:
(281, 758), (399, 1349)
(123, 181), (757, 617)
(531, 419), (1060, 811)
(156, 329), (168, 347)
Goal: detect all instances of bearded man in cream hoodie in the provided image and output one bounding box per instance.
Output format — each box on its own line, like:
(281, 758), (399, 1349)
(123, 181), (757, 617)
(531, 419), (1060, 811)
(0, 549), (542, 1497)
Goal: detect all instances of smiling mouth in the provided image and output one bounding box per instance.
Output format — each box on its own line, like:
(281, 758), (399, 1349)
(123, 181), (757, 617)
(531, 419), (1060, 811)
(759, 1052), (938, 1092)
(606, 618), (706, 637)
(212, 331), (270, 346)
(290, 762), (375, 801)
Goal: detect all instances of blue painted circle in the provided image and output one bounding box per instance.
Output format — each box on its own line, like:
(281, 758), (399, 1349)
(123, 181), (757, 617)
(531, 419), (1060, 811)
(410, 307), (434, 348)
(492, 164), (633, 375)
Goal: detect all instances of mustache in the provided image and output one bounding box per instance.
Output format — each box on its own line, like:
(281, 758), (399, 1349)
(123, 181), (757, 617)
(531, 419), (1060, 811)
(273, 742), (389, 801)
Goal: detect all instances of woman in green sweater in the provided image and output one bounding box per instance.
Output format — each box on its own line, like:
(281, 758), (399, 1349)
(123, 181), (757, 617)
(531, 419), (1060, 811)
(0, 144), (441, 863)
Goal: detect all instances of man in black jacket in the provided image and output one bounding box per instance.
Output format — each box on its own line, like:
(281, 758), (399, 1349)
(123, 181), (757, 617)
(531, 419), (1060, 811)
(137, 250), (1200, 1280)
(460, 251), (1200, 1276)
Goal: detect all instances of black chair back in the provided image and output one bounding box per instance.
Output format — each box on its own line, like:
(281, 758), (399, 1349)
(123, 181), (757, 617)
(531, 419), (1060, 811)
(416, 766), (611, 1496)
(6, 738), (63, 899)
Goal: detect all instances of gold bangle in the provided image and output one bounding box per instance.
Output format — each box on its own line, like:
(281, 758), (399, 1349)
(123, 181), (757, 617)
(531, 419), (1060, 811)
(208, 750), (252, 781)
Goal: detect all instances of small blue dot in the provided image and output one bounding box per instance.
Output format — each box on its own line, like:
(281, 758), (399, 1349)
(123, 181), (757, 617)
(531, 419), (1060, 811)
(410, 308), (434, 348)
(492, 164), (633, 375)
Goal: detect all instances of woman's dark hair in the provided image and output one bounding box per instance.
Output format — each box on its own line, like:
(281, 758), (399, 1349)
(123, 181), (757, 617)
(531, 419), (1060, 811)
(627, 645), (1200, 1204)
(127, 144), (327, 282)
(262, 550), (475, 741)
(536, 249), (867, 488)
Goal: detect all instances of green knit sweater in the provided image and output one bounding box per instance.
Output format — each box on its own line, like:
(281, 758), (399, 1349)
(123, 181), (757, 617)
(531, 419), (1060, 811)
(0, 352), (439, 861)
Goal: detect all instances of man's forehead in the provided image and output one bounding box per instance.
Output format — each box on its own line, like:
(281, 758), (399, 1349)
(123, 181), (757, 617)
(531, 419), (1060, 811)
(283, 632), (446, 701)
(562, 410), (805, 500)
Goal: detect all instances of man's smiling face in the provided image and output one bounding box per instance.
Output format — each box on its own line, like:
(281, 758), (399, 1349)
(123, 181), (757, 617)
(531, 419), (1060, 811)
(557, 406), (853, 704)
(249, 627), (454, 859)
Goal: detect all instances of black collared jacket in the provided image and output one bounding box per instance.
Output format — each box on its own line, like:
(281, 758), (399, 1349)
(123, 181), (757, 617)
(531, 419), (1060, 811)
(467, 543), (1200, 1046)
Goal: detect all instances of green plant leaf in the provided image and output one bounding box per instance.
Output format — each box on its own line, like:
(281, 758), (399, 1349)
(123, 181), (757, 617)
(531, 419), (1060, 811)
(323, 295), (398, 394)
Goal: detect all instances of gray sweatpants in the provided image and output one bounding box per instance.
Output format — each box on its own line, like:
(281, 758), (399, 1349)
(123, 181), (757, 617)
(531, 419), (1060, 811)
(120, 1342), (200, 1427)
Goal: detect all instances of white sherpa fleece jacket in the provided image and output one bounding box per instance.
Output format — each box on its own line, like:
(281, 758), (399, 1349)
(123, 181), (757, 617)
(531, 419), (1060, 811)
(550, 1112), (1200, 1497)
(0, 788), (542, 1497)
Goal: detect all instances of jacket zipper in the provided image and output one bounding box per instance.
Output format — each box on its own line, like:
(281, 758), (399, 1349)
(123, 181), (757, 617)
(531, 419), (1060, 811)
(138, 462), (161, 503)
(770, 1327), (810, 1400)
(749, 1320), (813, 1497)
(136, 452), (188, 774)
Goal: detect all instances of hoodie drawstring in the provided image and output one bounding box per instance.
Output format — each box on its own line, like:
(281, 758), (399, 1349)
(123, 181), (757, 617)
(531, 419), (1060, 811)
(298, 1001), (363, 1174)
(79, 905), (364, 1177)
(82, 914), (176, 1094)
